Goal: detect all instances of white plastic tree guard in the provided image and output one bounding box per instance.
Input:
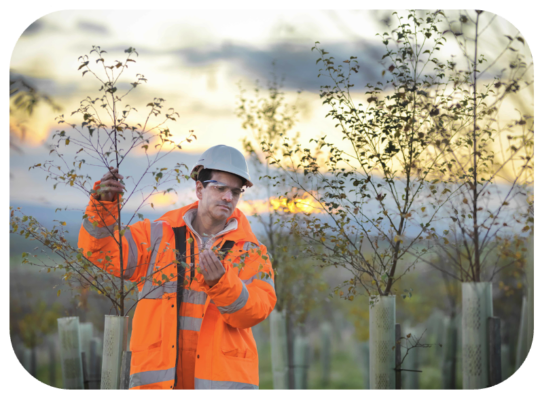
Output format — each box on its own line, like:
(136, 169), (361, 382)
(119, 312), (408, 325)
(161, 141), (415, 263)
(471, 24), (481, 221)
(270, 309), (289, 389)
(526, 234), (533, 356)
(100, 315), (130, 389)
(401, 324), (420, 390)
(423, 309), (445, 368)
(15, 344), (32, 374)
(91, 336), (103, 380)
(79, 322), (93, 376)
(462, 282), (493, 389)
(57, 317), (84, 389)
(369, 295), (396, 389)
(79, 323), (93, 357)
(516, 296), (529, 370)
(293, 334), (309, 389)
(357, 341), (369, 389)
(319, 321), (331, 386)
(501, 344), (510, 381)
(442, 315), (458, 389)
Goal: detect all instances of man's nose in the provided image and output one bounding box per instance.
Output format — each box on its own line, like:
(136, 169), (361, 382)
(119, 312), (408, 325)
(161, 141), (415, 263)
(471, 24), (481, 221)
(222, 189), (233, 201)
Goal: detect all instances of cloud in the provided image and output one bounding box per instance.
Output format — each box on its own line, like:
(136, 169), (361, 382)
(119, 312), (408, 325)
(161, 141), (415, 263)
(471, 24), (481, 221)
(172, 41), (385, 93)
(21, 19), (45, 36)
(9, 71), (64, 97)
(76, 20), (110, 35)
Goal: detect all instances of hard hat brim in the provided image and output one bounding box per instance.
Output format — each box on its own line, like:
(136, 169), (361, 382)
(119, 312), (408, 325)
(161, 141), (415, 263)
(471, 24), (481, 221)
(190, 165), (253, 188)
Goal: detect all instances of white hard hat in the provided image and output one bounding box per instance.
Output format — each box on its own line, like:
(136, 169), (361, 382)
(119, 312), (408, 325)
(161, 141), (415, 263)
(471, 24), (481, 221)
(190, 145), (253, 187)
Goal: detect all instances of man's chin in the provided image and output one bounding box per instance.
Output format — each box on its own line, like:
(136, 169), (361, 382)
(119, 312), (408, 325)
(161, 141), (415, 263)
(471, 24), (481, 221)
(213, 206), (231, 219)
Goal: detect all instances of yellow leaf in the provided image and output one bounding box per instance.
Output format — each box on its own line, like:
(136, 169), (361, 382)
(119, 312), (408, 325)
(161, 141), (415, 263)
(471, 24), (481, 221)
(57, 290), (61, 296)
(421, 207), (426, 212)
(394, 235), (401, 242)
(463, 198), (468, 204)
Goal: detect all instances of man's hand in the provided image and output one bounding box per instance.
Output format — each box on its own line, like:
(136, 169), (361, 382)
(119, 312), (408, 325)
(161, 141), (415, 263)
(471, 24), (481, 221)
(199, 249), (226, 287)
(96, 167), (126, 201)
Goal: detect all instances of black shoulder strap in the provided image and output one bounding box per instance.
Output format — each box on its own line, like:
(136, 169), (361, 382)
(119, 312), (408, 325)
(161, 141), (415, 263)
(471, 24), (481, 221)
(173, 225), (187, 296)
(219, 240), (235, 259)
(173, 226), (187, 268)
(172, 225), (186, 387)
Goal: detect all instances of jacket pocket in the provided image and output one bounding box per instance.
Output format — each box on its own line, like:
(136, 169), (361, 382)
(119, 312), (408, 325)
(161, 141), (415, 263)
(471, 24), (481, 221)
(221, 324), (256, 360)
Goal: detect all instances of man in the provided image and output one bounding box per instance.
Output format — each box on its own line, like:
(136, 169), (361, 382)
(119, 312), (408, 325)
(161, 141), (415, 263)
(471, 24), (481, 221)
(78, 145), (276, 389)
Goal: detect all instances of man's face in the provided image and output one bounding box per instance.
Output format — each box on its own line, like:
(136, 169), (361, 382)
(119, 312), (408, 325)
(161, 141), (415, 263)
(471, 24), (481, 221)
(196, 170), (244, 221)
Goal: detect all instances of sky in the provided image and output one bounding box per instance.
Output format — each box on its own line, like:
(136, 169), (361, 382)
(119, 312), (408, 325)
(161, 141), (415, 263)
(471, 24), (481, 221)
(9, 7), (533, 216)
(9, 9), (390, 213)
(3, 1), (537, 392)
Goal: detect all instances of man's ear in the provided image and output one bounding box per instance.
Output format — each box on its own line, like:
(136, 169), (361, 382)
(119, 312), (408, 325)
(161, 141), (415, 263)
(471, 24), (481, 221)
(195, 181), (203, 200)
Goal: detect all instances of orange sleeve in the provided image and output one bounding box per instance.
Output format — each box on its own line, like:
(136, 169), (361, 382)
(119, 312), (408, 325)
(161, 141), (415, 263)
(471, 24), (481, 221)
(200, 243), (276, 329)
(77, 181), (152, 284)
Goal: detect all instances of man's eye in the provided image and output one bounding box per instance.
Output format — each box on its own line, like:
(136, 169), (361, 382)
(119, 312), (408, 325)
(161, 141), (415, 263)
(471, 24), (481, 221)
(216, 186), (227, 193)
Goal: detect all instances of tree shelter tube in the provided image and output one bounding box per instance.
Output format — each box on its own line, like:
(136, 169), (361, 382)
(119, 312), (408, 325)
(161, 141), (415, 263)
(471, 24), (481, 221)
(369, 295), (396, 389)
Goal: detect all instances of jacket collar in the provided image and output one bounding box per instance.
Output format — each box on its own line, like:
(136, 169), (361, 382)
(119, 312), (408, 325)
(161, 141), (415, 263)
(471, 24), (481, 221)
(155, 200), (259, 244)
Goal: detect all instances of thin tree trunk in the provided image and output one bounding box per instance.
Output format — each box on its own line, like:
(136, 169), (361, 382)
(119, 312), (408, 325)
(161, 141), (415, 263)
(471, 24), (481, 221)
(49, 338), (57, 387)
(472, 12), (480, 281)
(30, 341), (37, 378)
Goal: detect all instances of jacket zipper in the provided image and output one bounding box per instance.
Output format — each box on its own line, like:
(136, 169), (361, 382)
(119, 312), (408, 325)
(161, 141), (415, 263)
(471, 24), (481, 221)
(190, 237), (194, 285)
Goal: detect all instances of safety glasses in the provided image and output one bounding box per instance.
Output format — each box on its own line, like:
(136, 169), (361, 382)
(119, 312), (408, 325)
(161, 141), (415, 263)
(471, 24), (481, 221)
(203, 180), (245, 199)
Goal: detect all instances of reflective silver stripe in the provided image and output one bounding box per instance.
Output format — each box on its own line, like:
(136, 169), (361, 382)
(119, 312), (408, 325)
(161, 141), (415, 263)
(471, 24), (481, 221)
(242, 241), (258, 251)
(195, 377), (258, 389)
(217, 282), (249, 314)
(140, 281), (177, 300)
(179, 316), (202, 331)
(242, 272), (275, 290)
(123, 230), (138, 279)
(129, 367), (175, 388)
(83, 218), (139, 280)
(82, 218), (117, 239)
(139, 222), (164, 300)
(139, 282), (209, 301)
(183, 289), (207, 305)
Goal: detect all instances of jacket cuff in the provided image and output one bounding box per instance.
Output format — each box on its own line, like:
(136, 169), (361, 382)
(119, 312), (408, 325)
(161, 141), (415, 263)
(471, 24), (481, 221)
(85, 181), (120, 226)
(204, 269), (244, 308)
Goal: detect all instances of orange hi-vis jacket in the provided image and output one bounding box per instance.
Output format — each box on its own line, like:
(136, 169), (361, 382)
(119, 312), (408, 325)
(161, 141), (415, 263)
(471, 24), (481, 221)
(78, 184), (276, 389)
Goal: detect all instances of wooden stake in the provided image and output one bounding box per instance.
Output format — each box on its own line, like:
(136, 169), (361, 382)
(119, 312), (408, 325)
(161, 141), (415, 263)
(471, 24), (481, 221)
(120, 351), (132, 390)
(395, 323), (401, 390)
(488, 317), (502, 387)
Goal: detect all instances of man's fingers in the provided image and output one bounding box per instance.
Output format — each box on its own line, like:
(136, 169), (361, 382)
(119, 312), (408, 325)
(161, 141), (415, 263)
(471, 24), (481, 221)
(102, 167), (124, 181)
(207, 250), (224, 273)
(101, 179), (126, 190)
(103, 172), (124, 181)
(199, 251), (209, 273)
